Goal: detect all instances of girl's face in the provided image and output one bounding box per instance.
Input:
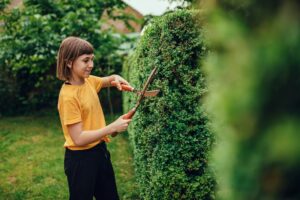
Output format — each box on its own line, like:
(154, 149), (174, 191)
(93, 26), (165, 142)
(69, 54), (94, 82)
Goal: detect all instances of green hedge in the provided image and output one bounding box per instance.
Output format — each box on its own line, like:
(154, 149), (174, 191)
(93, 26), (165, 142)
(203, 0), (300, 199)
(123, 10), (215, 199)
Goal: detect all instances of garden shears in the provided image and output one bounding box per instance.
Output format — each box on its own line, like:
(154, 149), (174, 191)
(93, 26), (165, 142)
(112, 66), (159, 137)
(110, 81), (159, 97)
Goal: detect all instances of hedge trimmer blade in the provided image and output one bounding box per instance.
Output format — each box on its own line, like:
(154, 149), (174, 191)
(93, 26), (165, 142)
(112, 66), (158, 137)
(110, 81), (160, 97)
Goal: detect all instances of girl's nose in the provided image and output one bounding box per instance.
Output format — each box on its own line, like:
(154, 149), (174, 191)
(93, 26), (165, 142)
(88, 61), (94, 68)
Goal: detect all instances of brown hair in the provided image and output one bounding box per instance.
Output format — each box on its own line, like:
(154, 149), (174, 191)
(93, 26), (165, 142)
(56, 36), (94, 81)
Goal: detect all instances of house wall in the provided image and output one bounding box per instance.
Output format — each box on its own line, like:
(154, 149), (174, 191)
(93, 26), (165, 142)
(101, 6), (143, 33)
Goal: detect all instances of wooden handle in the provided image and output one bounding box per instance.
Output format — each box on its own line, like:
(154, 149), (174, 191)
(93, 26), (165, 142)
(111, 108), (136, 137)
(123, 108), (136, 119)
(111, 81), (133, 91)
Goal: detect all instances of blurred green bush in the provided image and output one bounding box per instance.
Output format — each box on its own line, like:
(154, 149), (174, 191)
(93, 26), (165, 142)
(202, 0), (300, 199)
(123, 10), (215, 199)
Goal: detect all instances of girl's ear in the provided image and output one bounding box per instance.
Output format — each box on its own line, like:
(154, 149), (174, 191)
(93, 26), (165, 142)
(67, 61), (72, 69)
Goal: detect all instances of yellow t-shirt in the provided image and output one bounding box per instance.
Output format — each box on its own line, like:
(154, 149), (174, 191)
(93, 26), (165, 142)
(57, 75), (110, 150)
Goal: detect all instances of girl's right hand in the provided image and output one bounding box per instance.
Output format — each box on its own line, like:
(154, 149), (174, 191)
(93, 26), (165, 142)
(110, 114), (132, 134)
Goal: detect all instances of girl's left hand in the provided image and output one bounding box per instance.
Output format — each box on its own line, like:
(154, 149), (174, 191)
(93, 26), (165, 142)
(113, 75), (131, 91)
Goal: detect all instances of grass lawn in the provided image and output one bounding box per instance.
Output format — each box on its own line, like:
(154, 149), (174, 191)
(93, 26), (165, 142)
(0, 111), (139, 200)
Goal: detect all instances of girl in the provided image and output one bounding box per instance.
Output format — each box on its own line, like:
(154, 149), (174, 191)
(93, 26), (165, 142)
(56, 36), (131, 200)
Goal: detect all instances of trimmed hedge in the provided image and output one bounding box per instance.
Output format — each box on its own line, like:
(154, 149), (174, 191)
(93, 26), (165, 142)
(203, 0), (300, 199)
(123, 10), (215, 199)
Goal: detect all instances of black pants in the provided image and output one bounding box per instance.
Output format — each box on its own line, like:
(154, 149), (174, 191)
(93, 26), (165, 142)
(64, 142), (119, 200)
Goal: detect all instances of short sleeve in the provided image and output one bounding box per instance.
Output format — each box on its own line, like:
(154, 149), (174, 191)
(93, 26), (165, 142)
(88, 75), (103, 93)
(59, 96), (82, 125)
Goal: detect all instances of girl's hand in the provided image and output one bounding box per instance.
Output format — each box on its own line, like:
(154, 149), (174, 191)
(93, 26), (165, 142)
(112, 75), (131, 91)
(109, 114), (132, 133)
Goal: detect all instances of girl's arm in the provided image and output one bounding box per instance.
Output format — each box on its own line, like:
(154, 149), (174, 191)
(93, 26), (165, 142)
(101, 74), (130, 90)
(67, 114), (131, 146)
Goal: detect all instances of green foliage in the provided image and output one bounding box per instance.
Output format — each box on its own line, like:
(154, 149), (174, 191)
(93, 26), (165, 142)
(0, 0), (9, 12)
(203, 0), (300, 199)
(0, 0), (130, 115)
(121, 56), (132, 113)
(124, 10), (215, 199)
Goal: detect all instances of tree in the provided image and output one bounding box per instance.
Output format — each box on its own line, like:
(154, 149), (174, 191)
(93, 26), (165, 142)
(0, 0), (131, 115)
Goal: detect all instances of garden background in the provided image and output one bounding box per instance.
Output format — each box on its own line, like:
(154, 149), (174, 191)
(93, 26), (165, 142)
(1, 0), (299, 199)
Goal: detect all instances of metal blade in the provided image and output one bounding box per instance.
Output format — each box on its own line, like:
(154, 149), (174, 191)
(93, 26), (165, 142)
(135, 67), (158, 109)
(139, 90), (160, 97)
